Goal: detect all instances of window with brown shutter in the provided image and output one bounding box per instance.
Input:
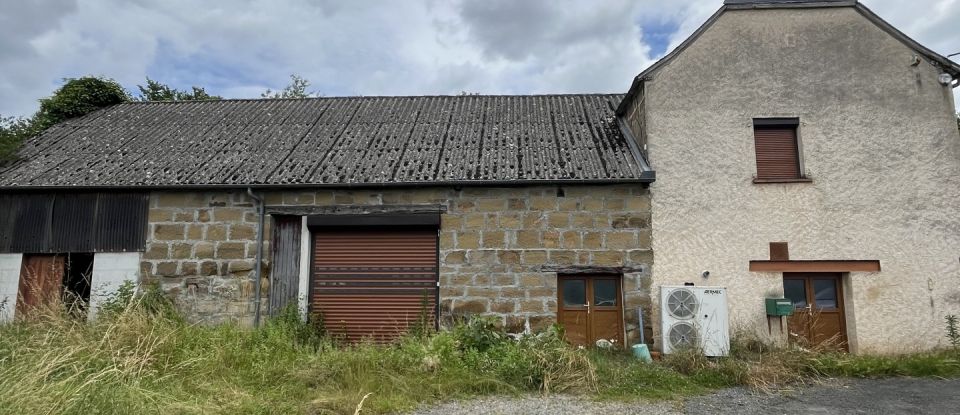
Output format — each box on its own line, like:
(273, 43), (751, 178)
(753, 118), (808, 183)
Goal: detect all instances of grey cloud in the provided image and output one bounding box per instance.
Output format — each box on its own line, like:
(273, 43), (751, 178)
(0, 0), (955, 118)
(455, 0), (645, 62)
(456, 0), (562, 61)
(0, 0), (77, 55)
(0, 0), (78, 117)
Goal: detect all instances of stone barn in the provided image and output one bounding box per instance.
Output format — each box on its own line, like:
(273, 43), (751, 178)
(0, 94), (656, 346)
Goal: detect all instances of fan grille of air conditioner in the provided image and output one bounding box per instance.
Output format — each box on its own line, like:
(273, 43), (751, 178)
(668, 322), (699, 349)
(666, 288), (698, 319)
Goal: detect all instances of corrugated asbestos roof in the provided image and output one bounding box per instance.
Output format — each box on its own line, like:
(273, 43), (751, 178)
(0, 94), (653, 189)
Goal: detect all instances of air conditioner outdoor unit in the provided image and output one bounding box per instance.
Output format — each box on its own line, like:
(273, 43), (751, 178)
(660, 285), (730, 356)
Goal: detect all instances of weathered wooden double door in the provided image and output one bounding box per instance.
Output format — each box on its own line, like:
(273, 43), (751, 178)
(783, 273), (848, 351)
(557, 275), (624, 347)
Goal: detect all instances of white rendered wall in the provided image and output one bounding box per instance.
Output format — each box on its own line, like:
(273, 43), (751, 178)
(89, 252), (141, 320)
(637, 7), (960, 353)
(297, 216), (310, 321)
(0, 254), (23, 322)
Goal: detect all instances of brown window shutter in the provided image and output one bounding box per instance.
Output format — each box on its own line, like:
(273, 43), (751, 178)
(754, 126), (800, 180)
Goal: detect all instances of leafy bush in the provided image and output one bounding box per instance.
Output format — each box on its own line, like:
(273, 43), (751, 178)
(452, 315), (506, 352)
(34, 77), (128, 130)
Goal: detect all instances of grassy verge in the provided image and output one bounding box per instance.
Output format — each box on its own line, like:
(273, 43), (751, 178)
(1, 292), (958, 414)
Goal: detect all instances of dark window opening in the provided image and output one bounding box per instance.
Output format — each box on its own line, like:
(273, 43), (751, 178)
(593, 279), (618, 306)
(783, 278), (807, 309)
(561, 279), (586, 306)
(753, 118), (805, 182)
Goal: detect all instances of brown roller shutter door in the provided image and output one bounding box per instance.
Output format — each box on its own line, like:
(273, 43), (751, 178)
(311, 228), (437, 343)
(754, 126), (801, 180)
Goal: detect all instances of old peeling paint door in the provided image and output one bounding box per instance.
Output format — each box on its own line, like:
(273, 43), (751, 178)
(558, 275), (624, 347)
(784, 273), (847, 351)
(16, 255), (65, 316)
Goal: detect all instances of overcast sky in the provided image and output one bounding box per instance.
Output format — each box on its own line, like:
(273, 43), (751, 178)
(1, 0), (957, 118)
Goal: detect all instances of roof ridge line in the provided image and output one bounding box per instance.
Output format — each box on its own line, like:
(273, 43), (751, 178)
(118, 92), (626, 105)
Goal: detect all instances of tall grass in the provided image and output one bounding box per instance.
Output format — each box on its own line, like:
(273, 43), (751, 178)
(1, 293), (958, 414)
(0, 296), (596, 414)
(0, 291), (324, 414)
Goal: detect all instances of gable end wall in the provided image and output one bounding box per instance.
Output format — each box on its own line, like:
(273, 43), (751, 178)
(643, 6), (960, 353)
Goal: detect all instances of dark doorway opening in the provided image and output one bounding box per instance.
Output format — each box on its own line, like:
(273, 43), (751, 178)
(63, 253), (94, 313)
(16, 253), (94, 318)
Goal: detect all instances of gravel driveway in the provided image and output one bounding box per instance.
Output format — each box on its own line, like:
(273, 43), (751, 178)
(405, 378), (960, 414)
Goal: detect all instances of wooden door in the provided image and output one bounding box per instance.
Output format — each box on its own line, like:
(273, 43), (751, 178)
(783, 273), (847, 351)
(557, 275), (624, 347)
(17, 255), (65, 316)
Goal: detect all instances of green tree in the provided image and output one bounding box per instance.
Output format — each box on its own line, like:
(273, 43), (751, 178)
(136, 78), (221, 102)
(34, 76), (129, 131)
(261, 74), (320, 99)
(2, 76), (128, 162)
(0, 116), (38, 162)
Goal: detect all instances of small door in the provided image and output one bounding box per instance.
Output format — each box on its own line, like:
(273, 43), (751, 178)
(557, 275), (624, 347)
(783, 273), (847, 350)
(17, 254), (65, 316)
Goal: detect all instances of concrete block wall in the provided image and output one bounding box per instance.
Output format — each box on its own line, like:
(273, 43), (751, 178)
(144, 185), (653, 344)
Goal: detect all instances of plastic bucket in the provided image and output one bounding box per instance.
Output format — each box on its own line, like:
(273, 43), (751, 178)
(631, 344), (652, 363)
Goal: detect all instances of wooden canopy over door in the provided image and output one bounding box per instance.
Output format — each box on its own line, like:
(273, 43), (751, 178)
(310, 228), (438, 343)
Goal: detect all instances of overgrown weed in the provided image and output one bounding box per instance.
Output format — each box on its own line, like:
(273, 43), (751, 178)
(1, 292), (959, 414)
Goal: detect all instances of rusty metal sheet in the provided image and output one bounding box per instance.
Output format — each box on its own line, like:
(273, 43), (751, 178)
(311, 228), (437, 343)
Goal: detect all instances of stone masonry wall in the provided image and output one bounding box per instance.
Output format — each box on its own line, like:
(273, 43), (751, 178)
(142, 191), (268, 325)
(143, 185), (653, 344)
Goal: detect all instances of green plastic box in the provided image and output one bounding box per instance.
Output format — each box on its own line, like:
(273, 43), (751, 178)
(765, 298), (794, 316)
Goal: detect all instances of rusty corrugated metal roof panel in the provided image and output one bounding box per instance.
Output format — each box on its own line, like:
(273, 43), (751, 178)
(0, 94), (652, 188)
